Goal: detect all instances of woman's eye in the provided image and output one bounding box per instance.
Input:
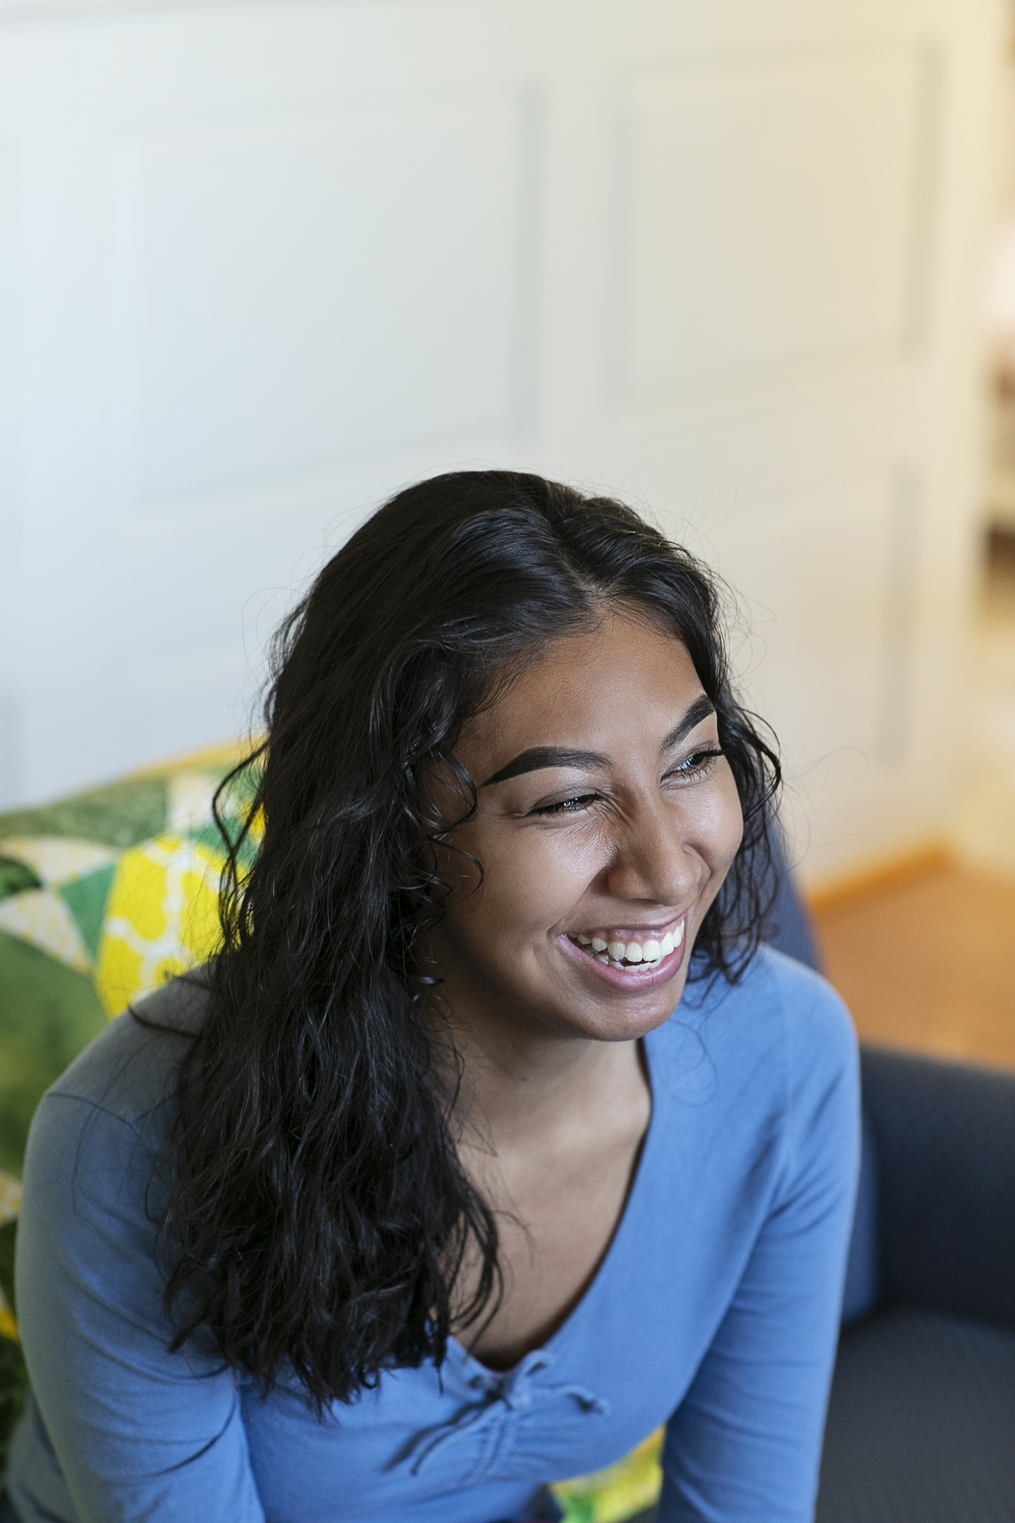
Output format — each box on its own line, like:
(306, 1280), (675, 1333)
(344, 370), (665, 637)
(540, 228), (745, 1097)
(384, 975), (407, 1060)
(669, 747), (724, 781)
(532, 792), (600, 817)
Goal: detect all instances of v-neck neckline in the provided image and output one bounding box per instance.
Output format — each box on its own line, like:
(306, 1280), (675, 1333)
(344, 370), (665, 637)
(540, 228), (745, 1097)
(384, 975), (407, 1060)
(449, 1024), (662, 1381)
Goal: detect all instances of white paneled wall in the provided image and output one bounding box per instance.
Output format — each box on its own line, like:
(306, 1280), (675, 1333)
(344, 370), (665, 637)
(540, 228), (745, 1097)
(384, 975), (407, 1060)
(116, 93), (534, 495)
(618, 46), (934, 391)
(0, 0), (1002, 883)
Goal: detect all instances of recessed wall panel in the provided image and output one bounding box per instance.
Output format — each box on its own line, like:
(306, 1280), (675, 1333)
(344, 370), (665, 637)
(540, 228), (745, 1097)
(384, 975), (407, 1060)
(713, 471), (916, 782)
(122, 643), (254, 769)
(0, 693), (24, 810)
(617, 44), (936, 395)
(114, 89), (537, 501)
(0, 141), (19, 549)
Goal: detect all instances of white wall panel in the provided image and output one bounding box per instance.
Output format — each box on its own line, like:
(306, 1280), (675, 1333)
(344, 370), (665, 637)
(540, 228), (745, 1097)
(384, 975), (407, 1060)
(714, 469), (915, 778)
(0, 139), (21, 805)
(0, 140), (18, 551)
(0, 0), (1003, 885)
(120, 641), (255, 765)
(112, 90), (537, 502)
(617, 44), (936, 396)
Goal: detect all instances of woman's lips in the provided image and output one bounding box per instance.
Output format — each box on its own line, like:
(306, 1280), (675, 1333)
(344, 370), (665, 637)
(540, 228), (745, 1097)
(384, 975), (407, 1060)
(558, 914), (688, 991)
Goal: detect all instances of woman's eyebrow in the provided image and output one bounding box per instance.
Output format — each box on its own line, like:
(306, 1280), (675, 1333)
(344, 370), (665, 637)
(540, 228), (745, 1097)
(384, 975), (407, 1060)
(660, 695), (716, 754)
(481, 695), (717, 787)
(482, 746), (608, 787)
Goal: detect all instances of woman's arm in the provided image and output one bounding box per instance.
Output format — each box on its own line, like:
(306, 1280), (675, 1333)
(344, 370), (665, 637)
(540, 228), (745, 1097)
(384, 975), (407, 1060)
(659, 980), (860, 1522)
(11, 1089), (265, 1523)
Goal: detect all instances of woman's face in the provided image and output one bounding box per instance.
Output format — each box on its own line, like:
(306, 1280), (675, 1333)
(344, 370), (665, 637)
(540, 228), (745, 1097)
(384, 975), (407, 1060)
(424, 609), (745, 1045)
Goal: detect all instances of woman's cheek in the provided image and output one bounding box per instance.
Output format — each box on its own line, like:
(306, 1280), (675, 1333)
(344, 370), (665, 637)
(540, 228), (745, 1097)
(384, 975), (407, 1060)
(540, 824), (611, 899)
(691, 771), (744, 868)
(490, 826), (604, 927)
(720, 774), (747, 862)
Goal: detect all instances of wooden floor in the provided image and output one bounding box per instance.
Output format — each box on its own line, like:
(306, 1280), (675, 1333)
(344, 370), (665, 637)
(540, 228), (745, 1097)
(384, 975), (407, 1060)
(812, 864), (1015, 1070)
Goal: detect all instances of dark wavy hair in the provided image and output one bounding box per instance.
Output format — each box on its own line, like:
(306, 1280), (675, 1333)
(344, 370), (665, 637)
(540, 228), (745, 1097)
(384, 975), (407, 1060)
(147, 470), (780, 1410)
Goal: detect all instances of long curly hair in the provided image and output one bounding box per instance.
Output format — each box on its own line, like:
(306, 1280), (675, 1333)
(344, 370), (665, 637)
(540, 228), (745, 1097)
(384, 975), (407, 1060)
(145, 470), (780, 1410)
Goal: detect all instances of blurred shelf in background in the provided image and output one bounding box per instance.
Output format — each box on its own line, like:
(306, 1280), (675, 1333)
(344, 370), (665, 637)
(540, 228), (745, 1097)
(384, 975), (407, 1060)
(951, 525), (1015, 877)
(985, 388), (1015, 531)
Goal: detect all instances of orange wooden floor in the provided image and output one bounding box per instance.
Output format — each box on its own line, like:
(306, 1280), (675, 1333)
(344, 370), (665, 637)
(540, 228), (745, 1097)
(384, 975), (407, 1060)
(812, 864), (1015, 1070)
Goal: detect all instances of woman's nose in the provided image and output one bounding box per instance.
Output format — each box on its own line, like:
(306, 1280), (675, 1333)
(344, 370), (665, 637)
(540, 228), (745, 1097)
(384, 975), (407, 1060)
(601, 798), (703, 906)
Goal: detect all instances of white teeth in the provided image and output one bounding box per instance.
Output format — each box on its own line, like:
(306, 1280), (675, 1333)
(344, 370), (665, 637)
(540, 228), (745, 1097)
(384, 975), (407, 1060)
(576, 918), (685, 969)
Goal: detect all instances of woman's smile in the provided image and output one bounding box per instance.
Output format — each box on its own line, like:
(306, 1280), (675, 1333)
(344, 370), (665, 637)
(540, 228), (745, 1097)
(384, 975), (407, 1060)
(559, 911), (687, 988)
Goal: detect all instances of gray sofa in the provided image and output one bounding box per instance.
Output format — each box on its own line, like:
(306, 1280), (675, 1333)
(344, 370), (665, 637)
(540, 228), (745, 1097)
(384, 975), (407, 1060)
(768, 844), (1015, 1522)
(817, 1046), (1015, 1521)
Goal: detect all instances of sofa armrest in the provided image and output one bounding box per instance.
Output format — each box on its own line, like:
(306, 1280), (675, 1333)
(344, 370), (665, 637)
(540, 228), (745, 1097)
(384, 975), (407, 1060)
(860, 1045), (1015, 1328)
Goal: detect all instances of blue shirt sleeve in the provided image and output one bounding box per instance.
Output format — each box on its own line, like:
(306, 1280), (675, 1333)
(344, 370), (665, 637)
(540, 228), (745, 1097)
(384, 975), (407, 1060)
(12, 1088), (265, 1523)
(658, 972), (861, 1521)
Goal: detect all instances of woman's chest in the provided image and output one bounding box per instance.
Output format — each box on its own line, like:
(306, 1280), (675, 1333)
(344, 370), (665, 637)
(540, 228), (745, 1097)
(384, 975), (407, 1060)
(243, 1145), (772, 1523)
(243, 1079), (785, 1520)
(459, 1120), (648, 1371)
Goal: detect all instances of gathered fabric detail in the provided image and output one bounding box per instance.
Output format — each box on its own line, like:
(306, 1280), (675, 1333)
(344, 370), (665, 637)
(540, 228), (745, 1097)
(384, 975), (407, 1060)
(398, 1349), (610, 1477)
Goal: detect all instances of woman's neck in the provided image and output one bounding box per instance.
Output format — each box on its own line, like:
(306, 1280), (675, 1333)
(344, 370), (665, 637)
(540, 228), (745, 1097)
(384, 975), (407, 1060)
(435, 1001), (649, 1161)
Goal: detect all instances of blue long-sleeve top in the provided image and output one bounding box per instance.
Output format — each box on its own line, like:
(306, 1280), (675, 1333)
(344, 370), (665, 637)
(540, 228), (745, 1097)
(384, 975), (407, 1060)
(7, 946), (859, 1523)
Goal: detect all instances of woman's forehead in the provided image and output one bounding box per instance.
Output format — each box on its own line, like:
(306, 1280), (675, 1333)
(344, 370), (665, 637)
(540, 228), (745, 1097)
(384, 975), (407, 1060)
(461, 620), (706, 767)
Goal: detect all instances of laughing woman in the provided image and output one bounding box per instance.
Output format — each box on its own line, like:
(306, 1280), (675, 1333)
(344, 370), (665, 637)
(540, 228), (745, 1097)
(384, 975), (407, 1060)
(6, 473), (859, 1523)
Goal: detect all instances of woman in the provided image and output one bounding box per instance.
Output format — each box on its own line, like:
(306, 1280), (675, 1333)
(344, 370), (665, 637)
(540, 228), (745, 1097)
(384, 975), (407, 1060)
(6, 471), (859, 1523)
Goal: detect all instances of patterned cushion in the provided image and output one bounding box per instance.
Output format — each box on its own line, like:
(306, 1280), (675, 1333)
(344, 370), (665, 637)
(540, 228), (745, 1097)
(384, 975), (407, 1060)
(549, 1428), (662, 1521)
(0, 746), (257, 1187)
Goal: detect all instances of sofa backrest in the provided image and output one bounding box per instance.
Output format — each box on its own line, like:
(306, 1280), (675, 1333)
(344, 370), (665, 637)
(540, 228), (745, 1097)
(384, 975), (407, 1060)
(761, 829), (881, 1326)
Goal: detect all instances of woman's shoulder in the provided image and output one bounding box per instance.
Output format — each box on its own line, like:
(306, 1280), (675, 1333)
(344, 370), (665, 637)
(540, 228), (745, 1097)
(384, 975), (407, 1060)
(19, 974), (211, 1254)
(647, 948), (859, 1203)
(34, 970), (211, 1139)
(659, 944), (857, 1096)
(751, 943), (857, 1065)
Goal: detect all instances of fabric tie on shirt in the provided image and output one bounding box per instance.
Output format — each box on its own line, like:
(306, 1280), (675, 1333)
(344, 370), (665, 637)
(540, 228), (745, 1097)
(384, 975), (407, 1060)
(401, 1350), (610, 1476)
